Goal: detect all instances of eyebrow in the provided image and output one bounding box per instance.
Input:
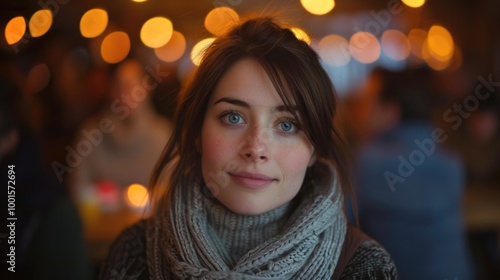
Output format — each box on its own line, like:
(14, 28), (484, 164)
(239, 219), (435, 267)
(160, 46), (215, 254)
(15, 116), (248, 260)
(213, 97), (298, 113)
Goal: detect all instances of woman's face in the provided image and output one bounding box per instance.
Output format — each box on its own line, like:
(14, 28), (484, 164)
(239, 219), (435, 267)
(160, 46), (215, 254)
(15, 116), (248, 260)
(201, 58), (315, 215)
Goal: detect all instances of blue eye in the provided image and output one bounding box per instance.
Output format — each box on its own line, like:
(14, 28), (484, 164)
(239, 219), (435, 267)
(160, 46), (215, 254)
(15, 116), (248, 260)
(228, 113), (241, 124)
(220, 111), (244, 125)
(279, 120), (298, 134)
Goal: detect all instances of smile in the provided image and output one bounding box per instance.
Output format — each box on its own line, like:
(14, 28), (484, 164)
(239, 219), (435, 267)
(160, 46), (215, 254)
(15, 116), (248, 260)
(228, 172), (276, 189)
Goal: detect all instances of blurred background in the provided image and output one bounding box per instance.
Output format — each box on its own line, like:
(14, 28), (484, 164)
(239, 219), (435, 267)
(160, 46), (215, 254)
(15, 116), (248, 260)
(0, 0), (499, 279)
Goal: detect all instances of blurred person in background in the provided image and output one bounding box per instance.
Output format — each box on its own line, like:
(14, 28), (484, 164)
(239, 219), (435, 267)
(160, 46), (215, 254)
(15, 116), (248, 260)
(68, 58), (175, 271)
(0, 76), (92, 279)
(69, 58), (173, 205)
(353, 67), (474, 280)
(459, 101), (500, 186)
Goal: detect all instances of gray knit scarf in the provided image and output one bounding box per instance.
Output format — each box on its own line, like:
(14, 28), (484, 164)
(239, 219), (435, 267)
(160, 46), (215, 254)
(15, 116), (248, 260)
(146, 175), (347, 279)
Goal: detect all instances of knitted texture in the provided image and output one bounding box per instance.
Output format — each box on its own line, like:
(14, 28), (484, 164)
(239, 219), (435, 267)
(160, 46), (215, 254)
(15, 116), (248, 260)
(339, 240), (399, 279)
(146, 176), (347, 279)
(100, 222), (399, 280)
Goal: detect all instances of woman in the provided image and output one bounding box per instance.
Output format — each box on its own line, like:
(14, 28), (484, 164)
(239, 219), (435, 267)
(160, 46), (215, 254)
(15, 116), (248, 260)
(101, 17), (397, 279)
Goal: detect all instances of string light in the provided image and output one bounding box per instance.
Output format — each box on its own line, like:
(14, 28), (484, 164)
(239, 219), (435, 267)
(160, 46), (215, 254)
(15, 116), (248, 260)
(126, 184), (149, 208)
(204, 7), (239, 36)
(101, 31), (130, 64)
(80, 8), (108, 38)
(29, 9), (53, 38)
(401, 0), (426, 8)
(318, 34), (350, 67)
(4, 16), (26, 45)
(140, 17), (173, 48)
(154, 31), (186, 62)
(300, 0), (335, 15)
(349, 32), (381, 64)
(191, 37), (215, 66)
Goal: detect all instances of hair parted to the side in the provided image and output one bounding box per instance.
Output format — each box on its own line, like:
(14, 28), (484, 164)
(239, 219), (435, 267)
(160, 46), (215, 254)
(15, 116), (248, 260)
(150, 17), (352, 214)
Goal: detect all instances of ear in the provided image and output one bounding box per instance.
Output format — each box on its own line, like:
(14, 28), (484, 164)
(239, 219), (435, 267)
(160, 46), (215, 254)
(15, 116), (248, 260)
(307, 152), (317, 167)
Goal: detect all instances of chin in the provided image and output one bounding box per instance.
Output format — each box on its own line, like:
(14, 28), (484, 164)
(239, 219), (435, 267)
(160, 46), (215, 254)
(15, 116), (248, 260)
(220, 198), (276, 216)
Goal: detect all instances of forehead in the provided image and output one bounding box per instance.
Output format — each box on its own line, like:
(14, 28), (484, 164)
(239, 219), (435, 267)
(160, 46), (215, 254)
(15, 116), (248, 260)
(209, 58), (284, 108)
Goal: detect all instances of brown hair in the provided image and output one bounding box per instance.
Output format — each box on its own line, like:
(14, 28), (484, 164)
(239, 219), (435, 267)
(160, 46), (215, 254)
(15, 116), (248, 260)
(150, 17), (352, 212)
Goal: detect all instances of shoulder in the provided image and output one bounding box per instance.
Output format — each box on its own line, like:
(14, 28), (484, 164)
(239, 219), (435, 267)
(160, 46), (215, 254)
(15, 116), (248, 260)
(340, 239), (398, 280)
(99, 220), (149, 280)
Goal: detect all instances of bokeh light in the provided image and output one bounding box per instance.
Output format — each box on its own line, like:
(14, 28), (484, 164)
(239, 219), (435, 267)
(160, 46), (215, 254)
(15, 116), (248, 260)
(381, 29), (410, 61)
(408, 28), (427, 59)
(191, 37), (215, 66)
(126, 184), (149, 208)
(80, 8), (108, 38)
(300, 0), (335, 15)
(140, 17), (173, 48)
(101, 31), (130, 64)
(154, 31), (186, 62)
(204, 7), (239, 36)
(4, 16), (26, 45)
(291, 27), (311, 44)
(349, 31), (381, 64)
(427, 25), (454, 62)
(96, 180), (121, 208)
(29, 9), (52, 38)
(402, 0), (426, 8)
(422, 38), (450, 71)
(318, 34), (350, 67)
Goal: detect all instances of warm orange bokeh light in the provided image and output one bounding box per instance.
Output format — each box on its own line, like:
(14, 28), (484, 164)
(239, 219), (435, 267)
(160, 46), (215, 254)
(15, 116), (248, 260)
(318, 34), (350, 67)
(154, 31), (186, 62)
(5, 16), (26, 45)
(402, 0), (426, 8)
(427, 25), (454, 62)
(350, 32), (381, 64)
(191, 37), (215, 66)
(422, 38), (450, 71)
(300, 0), (335, 15)
(290, 27), (311, 44)
(80, 9), (108, 38)
(140, 17), (173, 48)
(381, 29), (411, 61)
(101, 31), (130, 64)
(408, 28), (427, 59)
(126, 184), (149, 208)
(204, 7), (239, 36)
(29, 9), (52, 38)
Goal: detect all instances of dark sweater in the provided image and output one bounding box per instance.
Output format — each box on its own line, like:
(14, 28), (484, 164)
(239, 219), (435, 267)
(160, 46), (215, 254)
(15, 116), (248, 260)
(100, 220), (398, 279)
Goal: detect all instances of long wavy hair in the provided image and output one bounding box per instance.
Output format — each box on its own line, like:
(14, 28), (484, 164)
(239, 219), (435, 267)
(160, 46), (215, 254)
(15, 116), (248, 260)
(150, 17), (352, 213)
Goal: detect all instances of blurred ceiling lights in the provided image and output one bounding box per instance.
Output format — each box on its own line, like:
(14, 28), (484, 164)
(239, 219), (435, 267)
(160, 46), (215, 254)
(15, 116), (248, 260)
(80, 8), (108, 38)
(29, 9), (53, 38)
(300, 0), (335, 15)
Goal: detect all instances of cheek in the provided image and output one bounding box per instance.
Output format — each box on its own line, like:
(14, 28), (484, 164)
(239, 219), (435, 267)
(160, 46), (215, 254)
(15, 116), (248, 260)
(201, 123), (234, 167)
(278, 145), (313, 181)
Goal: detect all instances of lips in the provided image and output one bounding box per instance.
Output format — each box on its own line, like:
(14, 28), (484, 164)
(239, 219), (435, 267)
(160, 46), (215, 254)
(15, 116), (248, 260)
(228, 172), (276, 189)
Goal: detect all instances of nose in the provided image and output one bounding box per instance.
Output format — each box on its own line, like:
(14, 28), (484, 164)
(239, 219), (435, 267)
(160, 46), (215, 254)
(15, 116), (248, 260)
(239, 127), (270, 162)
